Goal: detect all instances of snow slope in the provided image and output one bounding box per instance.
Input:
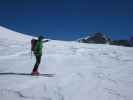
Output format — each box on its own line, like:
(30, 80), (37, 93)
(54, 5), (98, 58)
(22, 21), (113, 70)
(0, 26), (32, 41)
(0, 26), (133, 100)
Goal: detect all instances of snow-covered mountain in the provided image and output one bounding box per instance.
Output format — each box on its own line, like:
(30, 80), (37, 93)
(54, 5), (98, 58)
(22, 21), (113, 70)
(0, 26), (133, 100)
(0, 26), (32, 42)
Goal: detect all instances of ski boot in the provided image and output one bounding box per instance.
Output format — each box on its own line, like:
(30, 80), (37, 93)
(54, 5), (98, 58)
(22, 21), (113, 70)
(31, 70), (40, 76)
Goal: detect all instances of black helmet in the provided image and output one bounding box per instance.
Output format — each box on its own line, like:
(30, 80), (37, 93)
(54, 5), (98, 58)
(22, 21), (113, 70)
(38, 36), (44, 40)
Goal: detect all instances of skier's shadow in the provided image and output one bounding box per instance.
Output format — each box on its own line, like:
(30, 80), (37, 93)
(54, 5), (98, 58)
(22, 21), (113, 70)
(0, 72), (55, 77)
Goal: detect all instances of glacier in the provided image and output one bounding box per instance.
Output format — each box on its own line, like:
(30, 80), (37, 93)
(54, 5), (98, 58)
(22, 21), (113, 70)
(0, 26), (133, 100)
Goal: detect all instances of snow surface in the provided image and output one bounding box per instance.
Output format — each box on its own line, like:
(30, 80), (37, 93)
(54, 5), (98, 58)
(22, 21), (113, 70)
(0, 26), (133, 100)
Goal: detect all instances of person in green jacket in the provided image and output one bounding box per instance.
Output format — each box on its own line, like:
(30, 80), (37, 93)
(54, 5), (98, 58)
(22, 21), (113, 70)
(32, 36), (49, 75)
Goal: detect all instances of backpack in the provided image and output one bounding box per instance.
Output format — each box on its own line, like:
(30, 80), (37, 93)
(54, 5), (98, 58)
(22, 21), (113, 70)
(31, 39), (37, 51)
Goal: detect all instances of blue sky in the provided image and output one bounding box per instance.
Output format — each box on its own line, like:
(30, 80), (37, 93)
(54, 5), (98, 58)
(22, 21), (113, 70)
(0, 0), (132, 40)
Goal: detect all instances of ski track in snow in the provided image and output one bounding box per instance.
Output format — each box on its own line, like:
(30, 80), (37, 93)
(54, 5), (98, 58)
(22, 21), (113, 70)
(0, 27), (133, 100)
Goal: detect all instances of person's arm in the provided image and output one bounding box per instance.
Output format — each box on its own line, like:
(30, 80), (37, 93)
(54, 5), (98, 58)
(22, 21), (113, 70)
(42, 39), (50, 43)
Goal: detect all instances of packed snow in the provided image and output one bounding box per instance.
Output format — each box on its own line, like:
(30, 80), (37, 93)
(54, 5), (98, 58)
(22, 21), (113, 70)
(0, 26), (133, 100)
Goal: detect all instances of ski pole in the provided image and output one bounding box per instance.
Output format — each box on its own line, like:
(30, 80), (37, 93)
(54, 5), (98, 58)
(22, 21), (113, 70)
(31, 51), (33, 59)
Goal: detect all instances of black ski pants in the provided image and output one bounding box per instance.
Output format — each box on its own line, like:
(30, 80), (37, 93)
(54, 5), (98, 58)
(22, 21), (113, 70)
(33, 54), (42, 72)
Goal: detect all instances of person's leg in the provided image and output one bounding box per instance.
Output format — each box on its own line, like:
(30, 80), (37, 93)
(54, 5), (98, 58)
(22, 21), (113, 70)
(32, 55), (41, 72)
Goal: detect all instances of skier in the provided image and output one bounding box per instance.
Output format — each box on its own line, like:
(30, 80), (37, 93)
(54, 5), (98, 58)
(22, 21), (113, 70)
(31, 36), (49, 75)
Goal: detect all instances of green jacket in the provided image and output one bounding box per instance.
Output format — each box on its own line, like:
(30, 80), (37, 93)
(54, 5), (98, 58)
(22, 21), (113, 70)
(34, 40), (43, 56)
